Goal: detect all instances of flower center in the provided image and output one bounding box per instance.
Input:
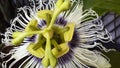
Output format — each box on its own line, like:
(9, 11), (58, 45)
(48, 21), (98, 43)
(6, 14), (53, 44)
(11, 0), (75, 67)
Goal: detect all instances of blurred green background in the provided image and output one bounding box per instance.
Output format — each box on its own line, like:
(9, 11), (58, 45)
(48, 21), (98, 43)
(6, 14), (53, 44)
(104, 51), (120, 68)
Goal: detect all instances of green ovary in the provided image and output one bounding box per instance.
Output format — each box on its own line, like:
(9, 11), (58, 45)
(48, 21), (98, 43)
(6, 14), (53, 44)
(11, 0), (75, 67)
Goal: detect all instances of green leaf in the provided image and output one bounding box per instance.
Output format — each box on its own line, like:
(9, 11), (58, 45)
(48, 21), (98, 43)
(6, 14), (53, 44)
(83, 0), (120, 15)
(83, 0), (102, 10)
(104, 51), (120, 68)
(93, 7), (108, 16)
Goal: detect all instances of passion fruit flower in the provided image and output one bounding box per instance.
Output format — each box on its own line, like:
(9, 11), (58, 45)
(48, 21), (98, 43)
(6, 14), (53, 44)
(1, 0), (112, 68)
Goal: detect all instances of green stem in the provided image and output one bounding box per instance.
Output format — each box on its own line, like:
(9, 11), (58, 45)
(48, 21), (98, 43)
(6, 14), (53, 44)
(24, 29), (48, 37)
(43, 32), (57, 67)
(51, 39), (61, 51)
(58, 27), (69, 34)
(47, 9), (61, 30)
(33, 36), (45, 50)
(46, 32), (51, 53)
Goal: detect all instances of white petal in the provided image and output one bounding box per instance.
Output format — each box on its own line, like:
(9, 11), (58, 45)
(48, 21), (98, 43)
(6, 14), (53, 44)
(96, 53), (111, 68)
(65, 0), (83, 25)
(71, 47), (111, 68)
(11, 43), (30, 60)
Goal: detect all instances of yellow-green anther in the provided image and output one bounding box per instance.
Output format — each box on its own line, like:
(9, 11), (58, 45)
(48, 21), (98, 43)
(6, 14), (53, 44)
(12, 32), (27, 45)
(64, 23), (75, 41)
(47, 0), (71, 30)
(58, 0), (71, 11)
(27, 43), (45, 58)
(52, 42), (69, 58)
(12, 37), (24, 45)
(56, 0), (64, 7)
(12, 32), (22, 38)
